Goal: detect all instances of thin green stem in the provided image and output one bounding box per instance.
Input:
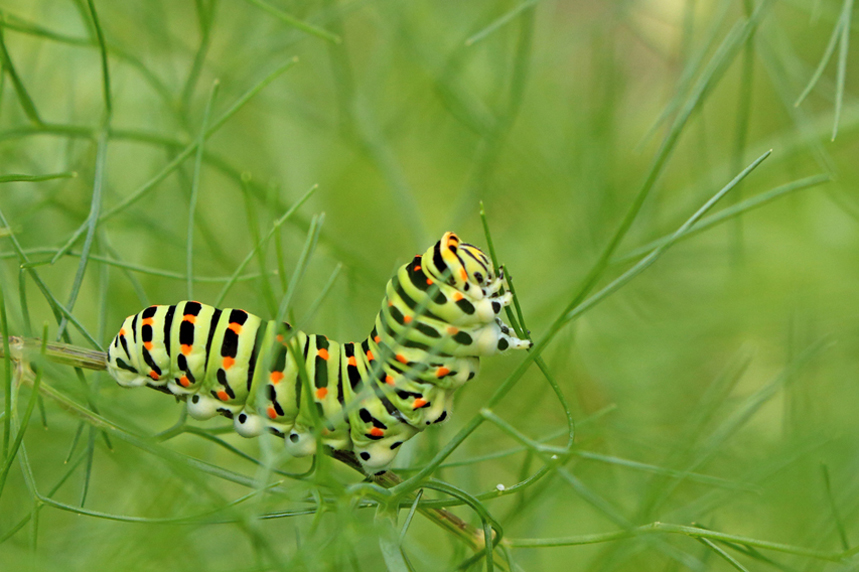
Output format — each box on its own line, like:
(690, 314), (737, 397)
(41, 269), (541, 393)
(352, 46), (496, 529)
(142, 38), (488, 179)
(84, 0), (111, 115)
(188, 80), (220, 300)
(55, 126), (108, 340)
(0, 327), (46, 498)
(0, 283), (10, 459)
(276, 214), (324, 324)
(214, 184), (317, 307)
(507, 522), (844, 561)
(242, 0), (341, 43)
(181, 0), (216, 116)
(0, 172), (76, 183)
(0, 20), (41, 123)
(15, 248), (272, 283)
(795, 0), (850, 108)
(480, 202), (575, 451)
(564, 151), (771, 324)
(821, 464), (850, 550)
(698, 537), (750, 572)
(465, 0), (541, 46)
(613, 174), (830, 264)
(833, 0), (853, 140)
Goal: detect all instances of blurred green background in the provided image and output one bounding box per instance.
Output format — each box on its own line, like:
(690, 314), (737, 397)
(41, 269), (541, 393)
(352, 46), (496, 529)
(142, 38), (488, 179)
(0, 0), (858, 570)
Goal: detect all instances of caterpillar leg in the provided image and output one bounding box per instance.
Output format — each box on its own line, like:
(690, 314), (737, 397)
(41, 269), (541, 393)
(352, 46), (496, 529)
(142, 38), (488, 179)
(499, 332), (532, 351)
(187, 393), (225, 420)
(284, 426), (318, 457)
(234, 410), (266, 437)
(496, 291), (513, 307)
(352, 428), (418, 473)
(497, 319), (532, 351)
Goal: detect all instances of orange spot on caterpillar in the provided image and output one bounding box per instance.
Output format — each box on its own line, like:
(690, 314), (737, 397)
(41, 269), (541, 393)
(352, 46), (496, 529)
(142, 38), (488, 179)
(412, 398), (427, 409)
(366, 350), (374, 361)
(179, 376), (191, 388)
(446, 326), (459, 335)
(369, 427), (384, 437)
(385, 375), (395, 385)
(119, 329), (126, 336)
(142, 318), (154, 326)
(436, 367), (450, 378)
(388, 300), (394, 307)
(181, 344), (192, 355)
(267, 407), (278, 419)
(276, 334), (284, 343)
(403, 315), (412, 324)
(217, 390), (229, 402)
(317, 348), (329, 360)
(143, 341), (153, 351)
(183, 314), (196, 324)
(348, 356), (357, 367)
(270, 371), (284, 384)
(148, 371), (159, 381)
(316, 387), (328, 399)
(223, 356), (234, 370)
(228, 322), (242, 335)
(453, 292), (464, 301)
(374, 335), (381, 343)
(460, 268), (468, 281)
(426, 278), (433, 285)
(414, 265), (421, 271)
(395, 354), (408, 364)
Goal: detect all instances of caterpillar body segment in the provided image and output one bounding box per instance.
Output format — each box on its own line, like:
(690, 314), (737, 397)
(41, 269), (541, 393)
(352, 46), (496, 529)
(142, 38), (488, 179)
(106, 232), (531, 473)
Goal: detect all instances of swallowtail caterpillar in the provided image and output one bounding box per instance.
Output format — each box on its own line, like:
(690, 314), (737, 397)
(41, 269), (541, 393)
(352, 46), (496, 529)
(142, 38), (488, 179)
(106, 232), (531, 473)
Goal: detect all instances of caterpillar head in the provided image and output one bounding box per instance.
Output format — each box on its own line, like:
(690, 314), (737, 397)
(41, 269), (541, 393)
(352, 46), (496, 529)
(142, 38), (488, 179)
(425, 232), (503, 300)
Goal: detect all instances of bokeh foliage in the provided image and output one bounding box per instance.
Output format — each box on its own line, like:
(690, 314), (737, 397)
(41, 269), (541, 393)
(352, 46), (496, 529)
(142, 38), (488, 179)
(0, 0), (858, 570)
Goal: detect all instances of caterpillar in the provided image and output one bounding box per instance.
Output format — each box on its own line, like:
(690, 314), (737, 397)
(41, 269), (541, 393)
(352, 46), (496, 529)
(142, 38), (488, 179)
(106, 232), (531, 473)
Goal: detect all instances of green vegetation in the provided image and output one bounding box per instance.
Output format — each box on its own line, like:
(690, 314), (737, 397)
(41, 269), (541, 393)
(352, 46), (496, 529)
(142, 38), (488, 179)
(0, 1), (857, 570)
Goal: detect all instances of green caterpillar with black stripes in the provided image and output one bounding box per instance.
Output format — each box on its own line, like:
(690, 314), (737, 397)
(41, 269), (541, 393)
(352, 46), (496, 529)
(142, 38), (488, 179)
(106, 232), (531, 473)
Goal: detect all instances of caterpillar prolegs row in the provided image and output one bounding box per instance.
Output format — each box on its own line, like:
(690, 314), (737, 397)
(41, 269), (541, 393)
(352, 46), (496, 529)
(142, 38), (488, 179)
(106, 232), (531, 473)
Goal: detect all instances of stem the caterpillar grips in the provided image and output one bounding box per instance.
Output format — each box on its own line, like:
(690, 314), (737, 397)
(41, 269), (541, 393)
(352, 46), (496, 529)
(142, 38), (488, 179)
(106, 232), (531, 473)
